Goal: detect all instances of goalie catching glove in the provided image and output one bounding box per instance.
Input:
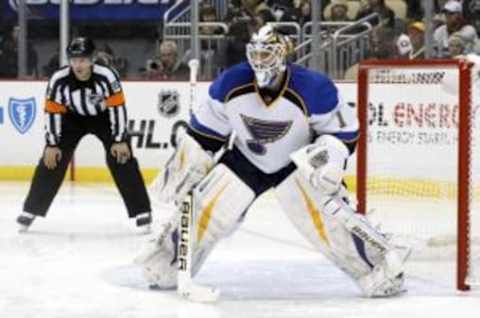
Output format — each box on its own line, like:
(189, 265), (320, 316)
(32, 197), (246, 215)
(151, 128), (214, 205)
(291, 134), (349, 195)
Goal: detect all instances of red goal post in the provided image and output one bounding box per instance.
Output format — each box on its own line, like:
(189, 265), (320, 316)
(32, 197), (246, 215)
(356, 59), (477, 291)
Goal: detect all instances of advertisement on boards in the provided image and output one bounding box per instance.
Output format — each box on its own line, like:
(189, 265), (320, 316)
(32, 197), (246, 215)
(1, 0), (177, 21)
(0, 81), (209, 171)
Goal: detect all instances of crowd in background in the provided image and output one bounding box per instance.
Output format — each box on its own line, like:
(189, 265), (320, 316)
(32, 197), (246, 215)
(1, 0), (480, 80)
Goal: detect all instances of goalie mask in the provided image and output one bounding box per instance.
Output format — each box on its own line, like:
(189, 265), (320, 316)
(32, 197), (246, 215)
(247, 24), (292, 87)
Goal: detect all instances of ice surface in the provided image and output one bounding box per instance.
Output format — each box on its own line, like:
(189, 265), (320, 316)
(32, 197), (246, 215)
(1, 182), (479, 318)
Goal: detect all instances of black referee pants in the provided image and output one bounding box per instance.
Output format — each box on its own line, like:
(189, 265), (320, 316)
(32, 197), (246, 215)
(23, 112), (151, 218)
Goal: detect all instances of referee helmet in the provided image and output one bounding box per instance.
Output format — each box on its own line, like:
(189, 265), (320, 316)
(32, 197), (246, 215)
(67, 37), (96, 59)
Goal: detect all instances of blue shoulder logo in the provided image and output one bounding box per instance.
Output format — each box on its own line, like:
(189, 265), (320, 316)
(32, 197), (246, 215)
(8, 97), (37, 134)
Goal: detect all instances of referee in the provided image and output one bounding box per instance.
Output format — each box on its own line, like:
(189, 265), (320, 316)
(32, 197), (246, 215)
(16, 37), (152, 232)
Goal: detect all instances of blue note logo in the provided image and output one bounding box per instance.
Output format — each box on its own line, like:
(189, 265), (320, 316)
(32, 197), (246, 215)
(240, 114), (293, 155)
(8, 97), (36, 134)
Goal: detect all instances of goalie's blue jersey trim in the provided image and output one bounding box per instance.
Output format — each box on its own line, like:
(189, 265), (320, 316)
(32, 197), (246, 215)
(288, 64), (339, 115)
(208, 62), (339, 116)
(209, 62), (255, 103)
(333, 131), (359, 142)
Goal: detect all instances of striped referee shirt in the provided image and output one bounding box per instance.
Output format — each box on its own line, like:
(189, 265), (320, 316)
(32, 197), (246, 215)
(44, 64), (127, 146)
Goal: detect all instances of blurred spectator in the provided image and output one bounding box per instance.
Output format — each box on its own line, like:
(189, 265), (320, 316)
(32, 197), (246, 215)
(224, 19), (253, 68)
(0, 25), (38, 78)
(225, 0), (243, 21)
(406, 21), (425, 59)
(242, 0), (272, 15)
(94, 44), (129, 78)
(434, 0), (452, 11)
(447, 33), (467, 57)
(143, 40), (189, 80)
(293, 0), (312, 25)
(343, 26), (397, 80)
(327, 0), (351, 22)
(199, 4), (224, 35)
(94, 45), (114, 67)
(396, 33), (414, 59)
(369, 26), (398, 59)
(226, 0), (272, 23)
(255, 8), (276, 28)
(395, 22), (427, 60)
(186, 4), (227, 80)
(433, 0), (478, 57)
(268, 0), (297, 22)
(225, 0), (277, 31)
(462, 0), (480, 36)
(432, 12), (447, 31)
(355, 0), (398, 30)
(405, 0), (424, 21)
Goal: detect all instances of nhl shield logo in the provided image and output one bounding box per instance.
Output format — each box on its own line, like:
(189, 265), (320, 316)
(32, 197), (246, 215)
(157, 89), (180, 118)
(8, 97), (36, 134)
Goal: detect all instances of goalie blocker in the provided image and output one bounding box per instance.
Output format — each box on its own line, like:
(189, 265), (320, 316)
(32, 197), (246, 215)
(137, 130), (410, 298)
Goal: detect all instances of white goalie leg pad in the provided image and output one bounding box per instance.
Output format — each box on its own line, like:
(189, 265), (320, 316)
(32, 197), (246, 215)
(136, 164), (255, 288)
(150, 129), (214, 204)
(275, 171), (409, 297)
(191, 163), (256, 253)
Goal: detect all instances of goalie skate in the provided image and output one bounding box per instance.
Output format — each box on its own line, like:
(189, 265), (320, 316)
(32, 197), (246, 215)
(134, 219), (178, 289)
(17, 212), (36, 233)
(358, 246), (411, 297)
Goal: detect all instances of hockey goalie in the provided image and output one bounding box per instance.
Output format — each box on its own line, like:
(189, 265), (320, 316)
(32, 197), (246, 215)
(135, 24), (410, 298)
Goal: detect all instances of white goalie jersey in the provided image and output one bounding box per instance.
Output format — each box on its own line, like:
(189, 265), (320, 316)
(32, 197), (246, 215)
(190, 62), (359, 173)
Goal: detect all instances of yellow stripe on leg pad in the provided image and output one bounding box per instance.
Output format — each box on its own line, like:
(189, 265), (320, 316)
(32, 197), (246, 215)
(196, 182), (229, 242)
(179, 149), (186, 171)
(295, 178), (330, 246)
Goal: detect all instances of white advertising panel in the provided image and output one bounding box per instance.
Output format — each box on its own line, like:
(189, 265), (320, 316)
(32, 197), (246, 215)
(0, 81), (211, 171)
(365, 67), (480, 182)
(2, 77), (476, 181)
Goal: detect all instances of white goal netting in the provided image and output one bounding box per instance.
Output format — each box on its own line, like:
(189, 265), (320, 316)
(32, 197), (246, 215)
(357, 58), (480, 290)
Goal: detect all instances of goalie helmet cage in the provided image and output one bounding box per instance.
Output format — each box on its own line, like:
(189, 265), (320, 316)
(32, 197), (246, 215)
(356, 59), (478, 291)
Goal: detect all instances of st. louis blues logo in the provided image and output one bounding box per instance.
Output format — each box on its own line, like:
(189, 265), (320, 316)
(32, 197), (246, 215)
(241, 114), (292, 155)
(8, 97), (36, 134)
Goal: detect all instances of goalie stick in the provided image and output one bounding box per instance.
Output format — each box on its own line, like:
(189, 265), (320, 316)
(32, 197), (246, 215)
(175, 59), (220, 303)
(176, 134), (235, 303)
(177, 192), (220, 302)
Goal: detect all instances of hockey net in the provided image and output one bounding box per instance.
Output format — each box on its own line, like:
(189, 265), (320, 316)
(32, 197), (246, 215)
(356, 59), (480, 291)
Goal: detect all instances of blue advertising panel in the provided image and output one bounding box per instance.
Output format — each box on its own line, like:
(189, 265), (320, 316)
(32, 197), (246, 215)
(1, 0), (180, 21)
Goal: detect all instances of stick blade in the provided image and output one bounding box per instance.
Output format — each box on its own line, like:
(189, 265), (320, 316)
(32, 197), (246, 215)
(178, 284), (220, 303)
